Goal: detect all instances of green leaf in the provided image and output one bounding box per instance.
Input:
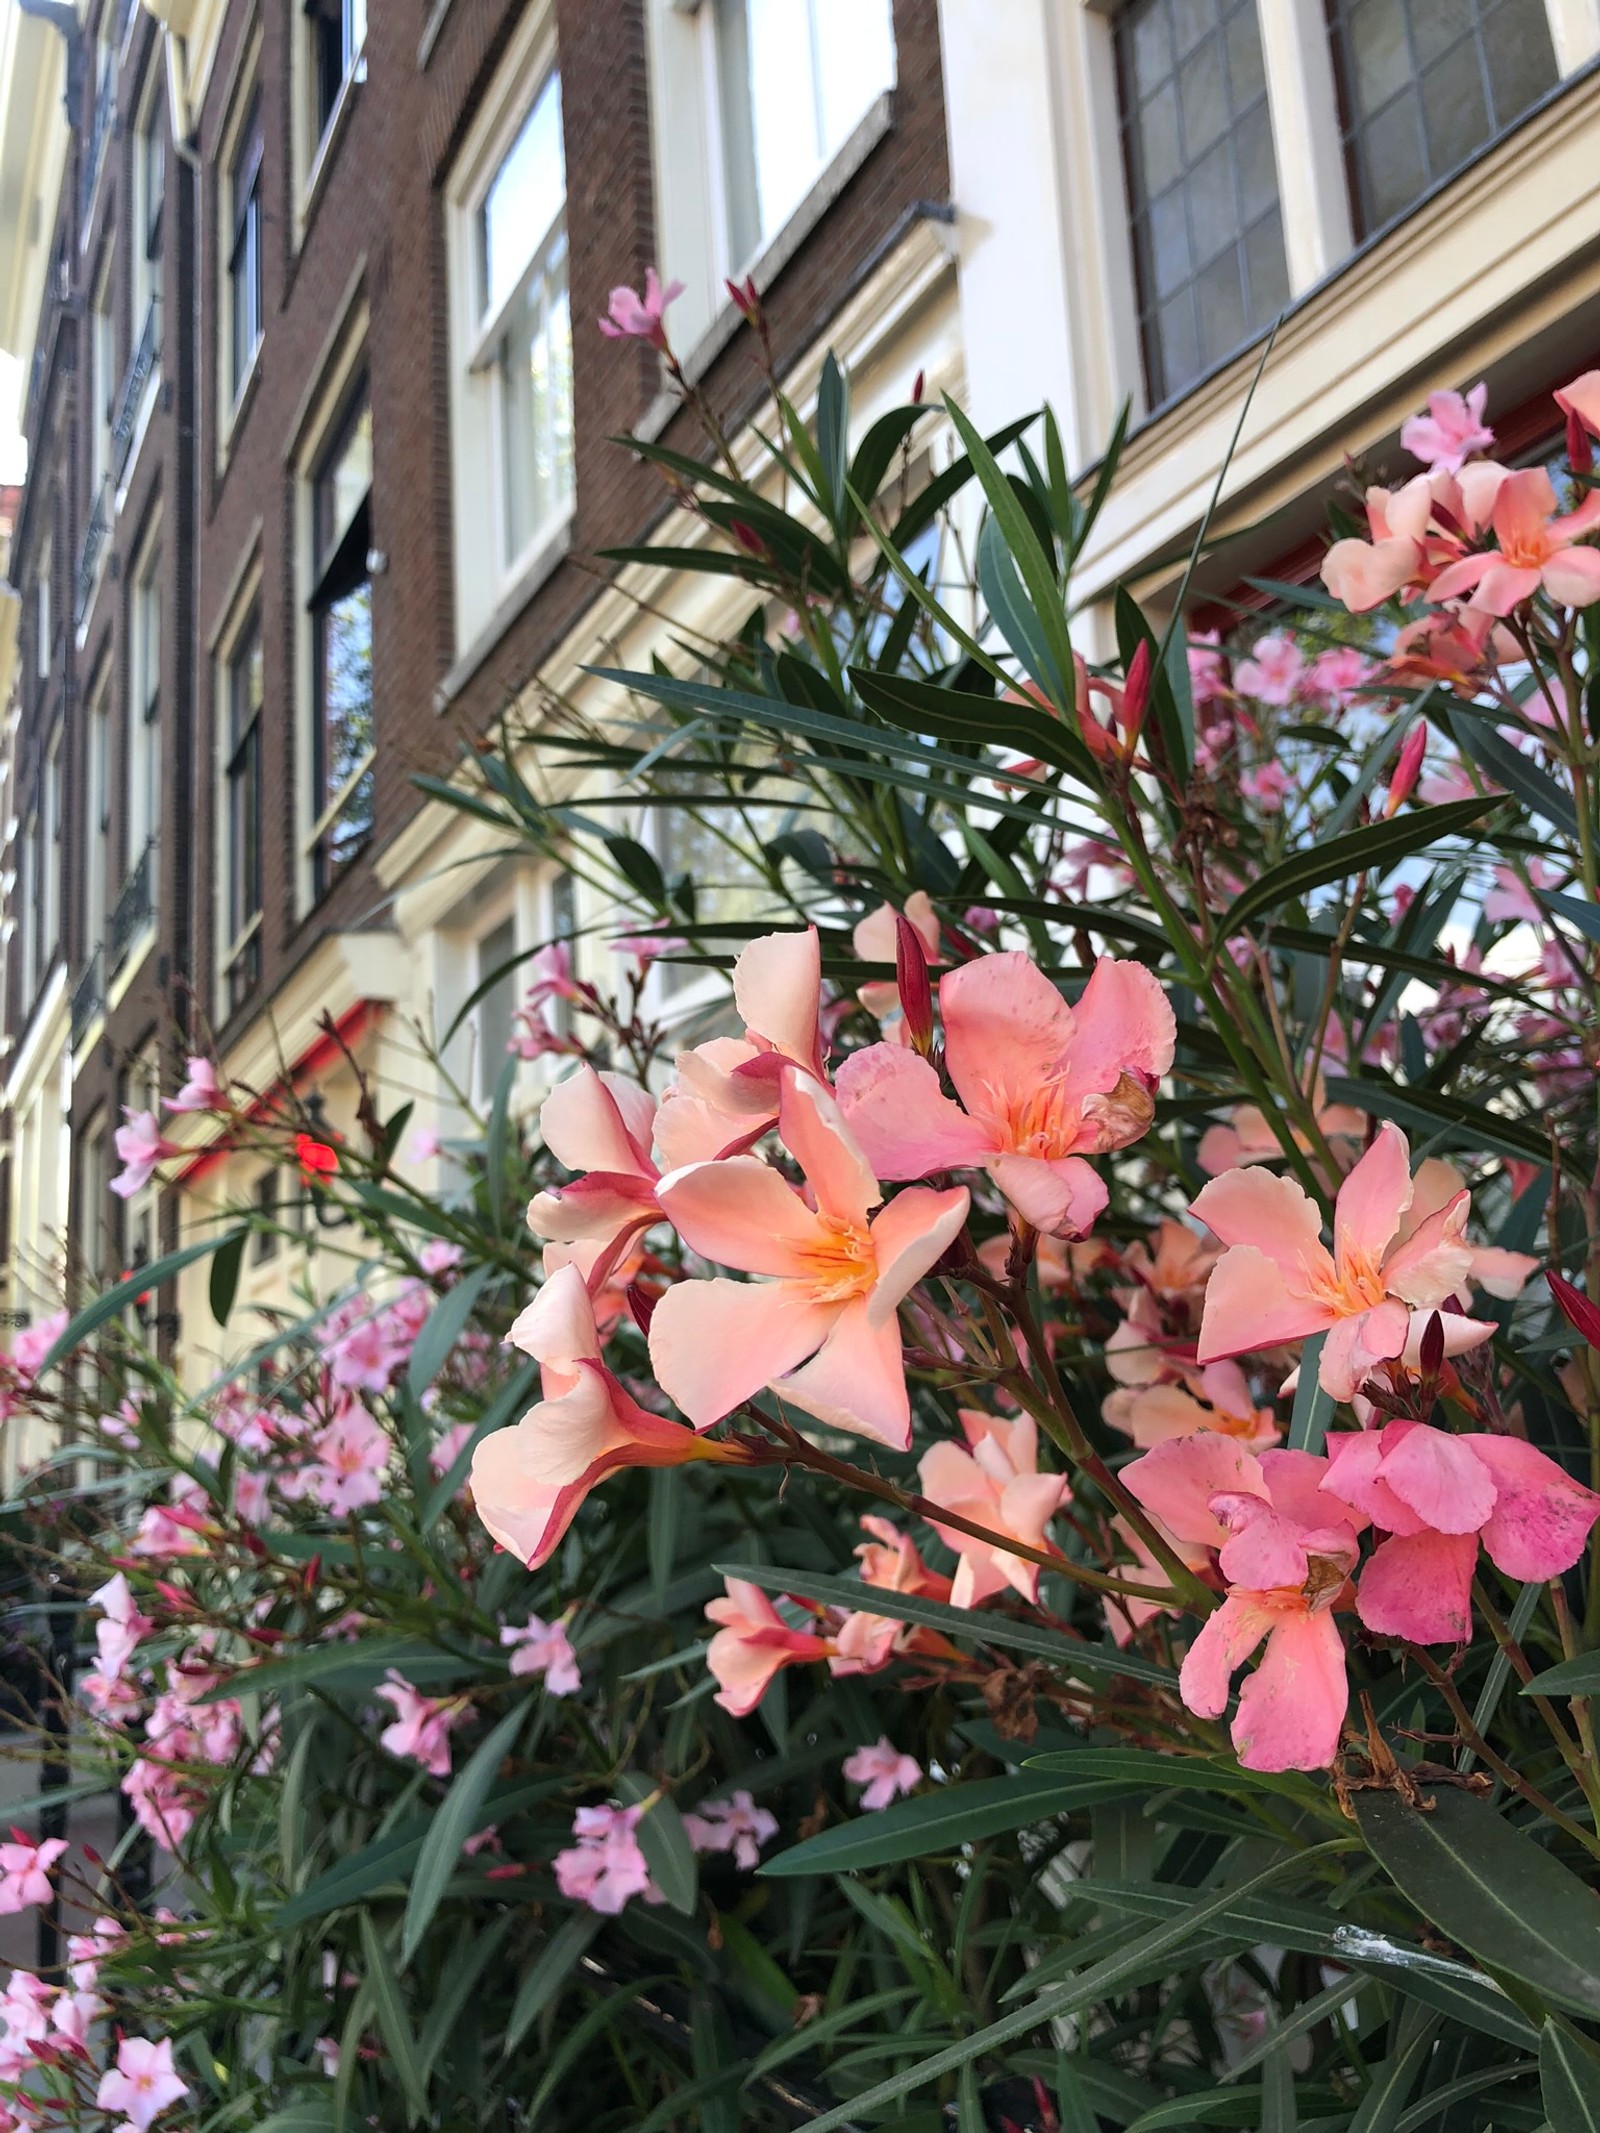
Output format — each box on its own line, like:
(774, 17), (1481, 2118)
(417, 1913), (516, 2080)
(710, 1563), (1177, 1688)
(523, 1980), (670, 2127)
(1354, 1787), (1600, 2017)
(250, 2105), (338, 2132)
(790, 1841), (1358, 2131)
(847, 404), (929, 524)
(761, 1772), (1136, 1878)
(199, 1635), (476, 1706)
(1450, 711), (1579, 838)
(358, 1913), (429, 2124)
(618, 1774), (698, 1915)
(1348, 2010), (1439, 2133)
(815, 350), (849, 519)
(1325, 1075), (1552, 1166)
(1125, 2091), (1265, 2131)
(1522, 1653), (1600, 1698)
(401, 1702), (528, 1966)
(275, 1778), (559, 1930)
(208, 1229), (247, 1328)
(38, 1230), (249, 1375)
(503, 1911), (604, 2055)
(1287, 1336), (1333, 1453)
(1539, 888), (1600, 944)
(1217, 797), (1497, 943)
(1542, 2019), (1600, 2133)
(404, 1264), (493, 1403)
(1020, 1747), (1316, 1802)
(849, 663), (1096, 781)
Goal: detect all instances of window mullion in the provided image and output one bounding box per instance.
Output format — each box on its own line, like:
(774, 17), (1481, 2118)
(1254, 0), (1352, 295)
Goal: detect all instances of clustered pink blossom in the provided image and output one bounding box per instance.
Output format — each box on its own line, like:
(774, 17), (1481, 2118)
(499, 1612), (581, 1695)
(376, 1672), (469, 1778)
(552, 1803), (662, 1914)
(682, 1789), (778, 1869)
(843, 1739), (922, 1810)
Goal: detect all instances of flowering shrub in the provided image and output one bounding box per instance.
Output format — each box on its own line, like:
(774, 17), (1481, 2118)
(5, 298), (1600, 2129)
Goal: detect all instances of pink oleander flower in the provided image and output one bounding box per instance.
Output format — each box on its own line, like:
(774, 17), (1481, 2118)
(1400, 1159), (1537, 1300)
(375, 1671), (468, 1778)
(67, 1916), (125, 1991)
(472, 1263), (720, 1569)
(1124, 1436), (1366, 1770)
(830, 1513), (953, 1674)
(843, 1738), (922, 1810)
(50, 1987), (106, 2049)
(1233, 634), (1305, 706)
(704, 1578), (833, 1716)
(408, 1126), (443, 1163)
(527, 1066), (662, 1291)
(164, 1056), (225, 1114)
(918, 1412), (1070, 1606)
(553, 1803), (659, 1914)
(429, 1420), (475, 1480)
(327, 1307), (407, 1394)
(1557, 369), (1600, 469)
(500, 1612), (581, 1695)
(420, 1238), (465, 1279)
(305, 1400), (390, 1514)
(0, 1836), (68, 1914)
(682, 1789), (778, 1870)
(650, 1071), (969, 1447)
(653, 927), (829, 1170)
(1401, 382), (1494, 473)
(1239, 761), (1294, 813)
(96, 2036), (189, 2131)
(1320, 463), (1502, 611)
(90, 1572), (154, 1678)
(1193, 1123), (1496, 1401)
(1484, 858), (1562, 926)
(128, 1485), (211, 1559)
(8, 1308), (67, 1386)
(110, 1110), (180, 1199)
(1103, 1359), (1279, 1450)
(1305, 645), (1375, 703)
(1385, 608), (1509, 691)
(597, 267), (684, 350)
(1197, 1080), (1366, 1177)
(837, 952), (1174, 1240)
(1323, 1421), (1600, 1643)
(1426, 465), (1600, 615)
(1188, 630), (1228, 703)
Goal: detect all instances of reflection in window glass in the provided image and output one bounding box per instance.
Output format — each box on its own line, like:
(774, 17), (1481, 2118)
(228, 96), (263, 401)
(477, 916), (518, 1100)
(713, 0), (896, 269)
(310, 391), (374, 896)
(1116, 0), (1287, 409)
(478, 75), (565, 320)
(1327, 0), (1558, 238)
(223, 615), (263, 1011)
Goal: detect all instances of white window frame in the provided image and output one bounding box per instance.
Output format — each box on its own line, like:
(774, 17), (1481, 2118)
(290, 317), (371, 916)
(214, 557), (264, 1019)
(444, 3), (575, 655)
(646, 0), (899, 360)
(41, 730), (61, 972)
(293, 0), (368, 225)
(127, 518), (162, 879)
(89, 249), (115, 503)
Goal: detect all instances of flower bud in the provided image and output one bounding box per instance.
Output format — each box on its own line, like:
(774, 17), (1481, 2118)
(1119, 639), (1153, 749)
(1549, 1270), (1600, 1351)
(894, 911), (935, 1057)
(1567, 404), (1593, 476)
(1384, 719), (1427, 817)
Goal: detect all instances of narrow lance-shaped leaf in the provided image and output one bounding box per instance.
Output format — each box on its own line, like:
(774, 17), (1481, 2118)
(401, 1701), (529, 1966)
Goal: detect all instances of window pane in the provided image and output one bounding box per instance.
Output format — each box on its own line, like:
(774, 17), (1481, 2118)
(479, 73), (563, 319)
(499, 256), (573, 561)
(478, 917), (517, 1094)
(1327, 0), (1557, 238)
(1117, 0), (1285, 409)
(715, 0), (895, 267)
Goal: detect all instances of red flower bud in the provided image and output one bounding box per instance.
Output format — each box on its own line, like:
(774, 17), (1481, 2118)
(910, 369), (925, 405)
(894, 910), (935, 1057)
(1567, 404), (1594, 477)
(1384, 719), (1427, 817)
(295, 1133), (338, 1181)
(1119, 639), (1153, 749)
(728, 519), (767, 557)
(626, 1281), (657, 1336)
(1549, 1270), (1600, 1351)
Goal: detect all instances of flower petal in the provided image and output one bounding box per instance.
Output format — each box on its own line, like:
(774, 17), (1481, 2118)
(866, 1185), (971, 1319)
(1334, 1122), (1413, 1270)
(834, 1044), (995, 1179)
(1231, 1606), (1348, 1771)
(988, 1152), (1108, 1238)
(1374, 1420), (1496, 1534)
(939, 951), (1074, 1129)
(778, 1072), (881, 1228)
(733, 927), (824, 1070)
(1179, 1592), (1274, 1720)
(1356, 1529), (1476, 1643)
(656, 1156), (825, 1275)
(775, 1299), (913, 1449)
(649, 1278), (835, 1427)
(1470, 1432), (1600, 1580)
(1196, 1246), (1334, 1363)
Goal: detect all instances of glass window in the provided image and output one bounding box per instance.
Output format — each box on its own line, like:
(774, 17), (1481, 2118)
(1327, 0), (1558, 238)
(310, 0), (367, 150)
(227, 95), (263, 402)
(308, 389), (374, 897)
(90, 268), (115, 494)
(42, 734), (61, 967)
(86, 672), (110, 950)
(35, 536), (50, 680)
(133, 83), (164, 336)
(1116, 0), (1288, 409)
(474, 72), (573, 569)
(712, 0), (896, 269)
(251, 1170), (279, 1263)
(223, 614), (263, 1011)
(129, 550), (161, 870)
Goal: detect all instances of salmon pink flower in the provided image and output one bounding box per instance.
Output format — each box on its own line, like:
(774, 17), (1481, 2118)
(1233, 634), (1304, 705)
(1123, 1437), (1365, 1770)
(1323, 1422), (1600, 1644)
(853, 891), (942, 1026)
(527, 1065), (661, 1289)
(653, 927), (828, 1169)
(1427, 465), (1600, 614)
(843, 1738), (922, 1810)
(918, 1412), (1070, 1606)
(837, 952), (1174, 1239)
(1193, 1123), (1496, 1400)
(830, 1514), (953, 1675)
(705, 1578), (834, 1715)
(472, 1264), (720, 1570)
(1104, 1360), (1279, 1450)
(597, 267), (684, 350)
(499, 1613), (581, 1695)
(1197, 1080), (1365, 1176)
(1401, 382), (1493, 473)
(1555, 370), (1600, 465)
(650, 1072), (969, 1448)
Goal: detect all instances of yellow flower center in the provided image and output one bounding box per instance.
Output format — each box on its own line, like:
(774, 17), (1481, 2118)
(794, 1216), (878, 1304)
